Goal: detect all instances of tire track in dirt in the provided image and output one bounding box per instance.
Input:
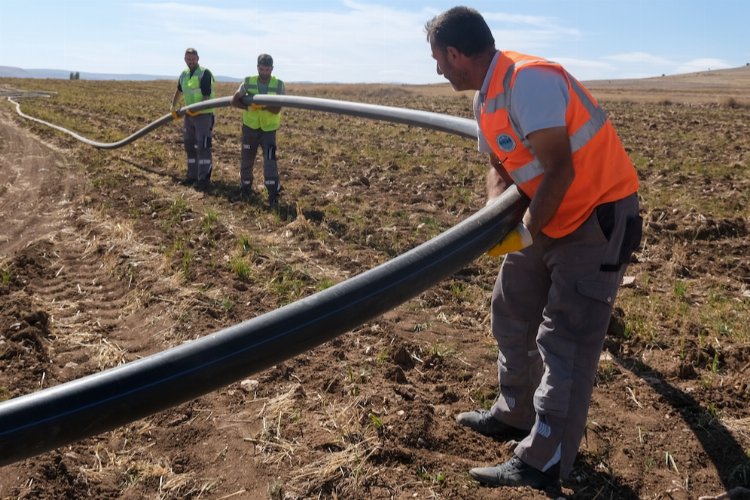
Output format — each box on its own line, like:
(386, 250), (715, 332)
(0, 107), (176, 366)
(25, 231), (138, 373)
(0, 109), (269, 499)
(0, 110), (77, 257)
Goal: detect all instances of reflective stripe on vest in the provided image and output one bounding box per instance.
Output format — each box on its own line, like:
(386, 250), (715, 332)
(243, 75), (282, 131)
(484, 60), (609, 185)
(479, 50), (638, 238)
(179, 66), (215, 114)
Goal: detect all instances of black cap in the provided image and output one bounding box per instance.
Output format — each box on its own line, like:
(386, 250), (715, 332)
(185, 48), (198, 56)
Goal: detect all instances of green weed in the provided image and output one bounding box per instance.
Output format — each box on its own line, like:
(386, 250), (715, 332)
(597, 361), (618, 385)
(375, 349), (390, 364)
(170, 196), (189, 220)
(413, 322), (429, 332)
(268, 265), (310, 304)
(201, 209), (219, 233)
(229, 257), (252, 281)
(369, 413), (384, 430)
(449, 281), (466, 301)
(180, 250), (194, 281)
(219, 297), (235, 313)
(709, 351), (721, 374)
(415, 465), (446, 485)
(471, 388), (497, 410)
(1, 266), (12, 285)
(673, 280), (688, 300)
(315, 277), (336, 291)
(238, 235), (252, 254)
(429, 342), (454, 359)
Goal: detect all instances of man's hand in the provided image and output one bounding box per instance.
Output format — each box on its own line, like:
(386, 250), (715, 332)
(487, 223), (533, 257)
(250, 103), (265, 111)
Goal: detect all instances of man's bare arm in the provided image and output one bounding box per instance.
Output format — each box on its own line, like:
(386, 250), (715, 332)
(522, 126), (575, 236)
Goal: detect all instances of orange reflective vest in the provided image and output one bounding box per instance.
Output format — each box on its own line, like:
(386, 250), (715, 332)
(479, 51), (639, 238)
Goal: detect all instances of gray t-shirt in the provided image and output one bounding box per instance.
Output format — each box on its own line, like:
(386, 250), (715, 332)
(475, 65), (569, 153)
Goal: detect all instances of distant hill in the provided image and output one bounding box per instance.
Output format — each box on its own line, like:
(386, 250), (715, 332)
(583, 65), (750, 104)
(584, 64), (750, 90)
(0, 66), (242, 83)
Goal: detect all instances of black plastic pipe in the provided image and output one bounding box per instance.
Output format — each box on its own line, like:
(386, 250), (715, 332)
(0, 186), (527, 465)
(9, 93), (477, 148)
(0, 93), (529, 465)
(246, 94), (478, 138)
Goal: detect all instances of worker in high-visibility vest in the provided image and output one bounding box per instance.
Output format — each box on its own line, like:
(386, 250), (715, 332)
(171, 47), (215, 190)
(425, 7), (642, 491)
(231, 53), (285, 207)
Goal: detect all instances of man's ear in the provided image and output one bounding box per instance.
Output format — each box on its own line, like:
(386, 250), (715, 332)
(445, 46), (461, 63)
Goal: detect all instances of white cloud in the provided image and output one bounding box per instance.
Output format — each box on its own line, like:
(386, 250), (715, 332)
(132, 1), (436, 83)
(605, 52), (671, 66)
(484, 12), (582, 51)
(126, 2), (590, 83)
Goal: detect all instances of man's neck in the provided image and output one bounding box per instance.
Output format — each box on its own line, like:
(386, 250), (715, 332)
(473, 50), (497, 91)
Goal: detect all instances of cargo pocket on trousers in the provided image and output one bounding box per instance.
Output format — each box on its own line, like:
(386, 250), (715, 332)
(574, 279), (620, 341)
(577, 279), (619, 307)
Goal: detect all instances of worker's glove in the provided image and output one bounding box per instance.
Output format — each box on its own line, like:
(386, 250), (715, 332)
(170, 110), (180, 120)
(487, 223), (533, 257)
(250, 103), (264, 111)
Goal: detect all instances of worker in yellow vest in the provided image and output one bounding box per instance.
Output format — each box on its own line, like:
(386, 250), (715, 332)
(170, 48), (215, 190)
(231, 53), (285, 207)
(425, 7), (642, 492)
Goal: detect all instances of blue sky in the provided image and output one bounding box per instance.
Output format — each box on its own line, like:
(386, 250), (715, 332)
(1, 0), (747, 83)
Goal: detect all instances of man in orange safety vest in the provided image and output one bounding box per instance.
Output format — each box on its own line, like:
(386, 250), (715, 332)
(425, 6), (642, 491)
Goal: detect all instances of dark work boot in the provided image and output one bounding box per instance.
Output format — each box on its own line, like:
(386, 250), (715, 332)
(240, 182), (254, 199)
(469, 456), (558, 490)
(267, 188), (280, 208)
(455, 410), (527, 440)
(195, 178), (210, 191)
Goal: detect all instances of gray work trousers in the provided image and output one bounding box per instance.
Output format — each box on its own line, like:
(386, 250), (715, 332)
(240, 125), (280, 195)
(489, 193), (641, 479)
(183, 113), (214, 181)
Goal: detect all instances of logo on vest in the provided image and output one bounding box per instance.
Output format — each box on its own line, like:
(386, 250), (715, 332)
(496, 134), (516, 152)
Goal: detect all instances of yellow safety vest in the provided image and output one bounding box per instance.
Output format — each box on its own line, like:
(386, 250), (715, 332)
(179, 66), (215, 114)
(242, 75), (282, 131)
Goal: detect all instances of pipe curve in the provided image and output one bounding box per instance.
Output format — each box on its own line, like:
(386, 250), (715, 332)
(9, 94), (477, 148)
(0, 91), (529, 465)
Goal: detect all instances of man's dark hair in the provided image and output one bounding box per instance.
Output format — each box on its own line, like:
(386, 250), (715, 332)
(425, 6), (495, 57)
(257, 53), (273, 67)
(185, 47), (199, 56)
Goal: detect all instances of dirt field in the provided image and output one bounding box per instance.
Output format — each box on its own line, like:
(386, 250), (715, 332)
(0, 67), (748, 500)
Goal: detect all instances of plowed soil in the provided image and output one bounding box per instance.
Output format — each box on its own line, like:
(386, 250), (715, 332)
(0, 69), (748, 500)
